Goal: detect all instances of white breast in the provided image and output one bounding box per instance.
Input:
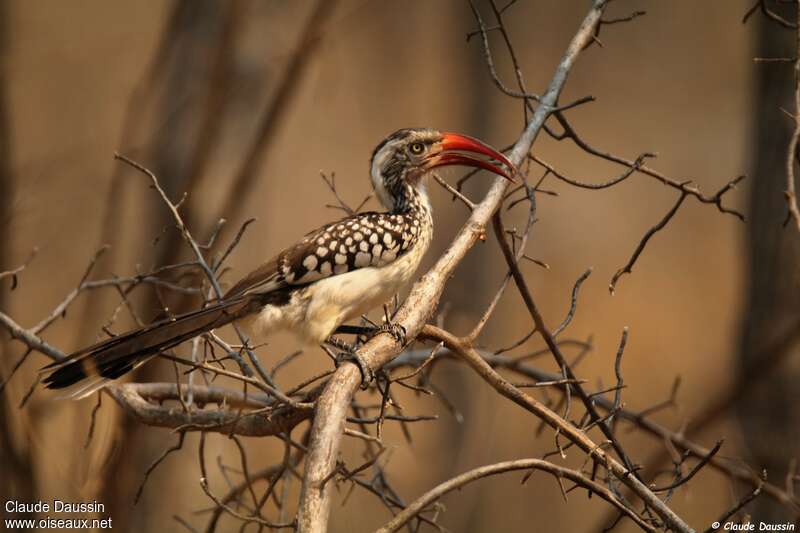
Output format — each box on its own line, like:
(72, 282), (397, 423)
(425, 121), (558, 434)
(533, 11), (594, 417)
(240, 225), (432, 347)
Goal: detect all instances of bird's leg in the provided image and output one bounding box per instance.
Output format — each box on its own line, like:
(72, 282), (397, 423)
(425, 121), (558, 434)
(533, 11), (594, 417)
(333, 323), (406, 345)
(324, 336), (374, 389)
(334, 314), (407, 346)
(333, 325), (374, 337)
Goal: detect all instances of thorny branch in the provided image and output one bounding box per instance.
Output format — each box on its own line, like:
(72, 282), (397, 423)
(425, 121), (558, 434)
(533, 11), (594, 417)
(467, 0), (744, 298)
(392, 346), (799, 515)
(374, 459), (656, 533)
(419, 324), (690, 533)
(295, 2), (696, 532)
(702, 475), (766, 533)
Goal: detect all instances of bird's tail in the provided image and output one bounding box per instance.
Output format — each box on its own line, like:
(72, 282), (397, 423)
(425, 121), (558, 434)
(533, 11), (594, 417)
(40, 296), (256, 399)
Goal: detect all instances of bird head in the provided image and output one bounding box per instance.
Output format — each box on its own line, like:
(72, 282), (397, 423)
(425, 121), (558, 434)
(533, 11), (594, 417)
(369, 128), (516, 212)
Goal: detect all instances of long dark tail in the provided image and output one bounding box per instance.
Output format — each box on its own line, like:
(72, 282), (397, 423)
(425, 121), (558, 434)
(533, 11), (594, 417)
(41, 296), (256, 399)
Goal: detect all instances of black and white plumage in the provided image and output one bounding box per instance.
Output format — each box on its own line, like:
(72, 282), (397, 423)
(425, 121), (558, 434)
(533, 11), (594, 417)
(41, 128), (514, 398)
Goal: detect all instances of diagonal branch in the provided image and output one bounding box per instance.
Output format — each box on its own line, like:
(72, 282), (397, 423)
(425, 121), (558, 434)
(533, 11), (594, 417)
(421, 324), (691, 533)
(373, 459), (656, 533)
(0, 310), (65, 362)
(390, 346), (800, 515)
(491, 213), (641, 481)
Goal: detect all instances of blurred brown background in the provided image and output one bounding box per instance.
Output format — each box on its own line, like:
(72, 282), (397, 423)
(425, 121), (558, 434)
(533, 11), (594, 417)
(1, 1), (796, 531)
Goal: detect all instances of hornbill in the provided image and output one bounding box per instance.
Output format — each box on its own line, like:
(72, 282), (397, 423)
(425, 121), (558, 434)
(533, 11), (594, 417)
(41, 128), (515, 398)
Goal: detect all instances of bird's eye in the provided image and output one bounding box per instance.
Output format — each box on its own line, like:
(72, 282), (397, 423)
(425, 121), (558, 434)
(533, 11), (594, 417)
(409, 142), (425, 155)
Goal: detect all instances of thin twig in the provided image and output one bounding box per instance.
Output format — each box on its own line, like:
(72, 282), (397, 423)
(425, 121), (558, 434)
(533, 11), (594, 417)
(650, 440), (723, 492)
(609, 192), (689, 294)
(553, 269), (592, 336)
(135, 432), (186, 504)
(702, 473), (766, 533)
(0, 247), (38, 290)
(198, 433), (296, 530)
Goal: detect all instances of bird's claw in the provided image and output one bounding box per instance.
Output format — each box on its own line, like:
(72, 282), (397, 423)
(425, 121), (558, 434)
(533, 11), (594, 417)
(376, 322), (407, 345)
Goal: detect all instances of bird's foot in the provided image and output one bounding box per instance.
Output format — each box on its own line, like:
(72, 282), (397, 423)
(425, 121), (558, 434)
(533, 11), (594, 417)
(338, 350), (375, 390)
(375, 321), (407, 345)
(326, 336), (375, 389)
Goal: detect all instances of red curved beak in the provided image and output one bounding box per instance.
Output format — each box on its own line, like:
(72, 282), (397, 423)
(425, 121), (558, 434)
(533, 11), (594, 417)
(426, 132), (517, 182)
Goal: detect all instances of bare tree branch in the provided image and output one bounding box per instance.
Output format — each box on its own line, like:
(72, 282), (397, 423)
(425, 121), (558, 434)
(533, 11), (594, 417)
(374, 459), (656, 533)
(420, 324), (691, 533)
(104, 383), (314, 437)
(295, 4), (639, 531)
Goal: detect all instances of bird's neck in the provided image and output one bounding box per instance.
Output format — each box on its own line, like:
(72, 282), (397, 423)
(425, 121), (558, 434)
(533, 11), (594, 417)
(388, 182), (431, 216)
